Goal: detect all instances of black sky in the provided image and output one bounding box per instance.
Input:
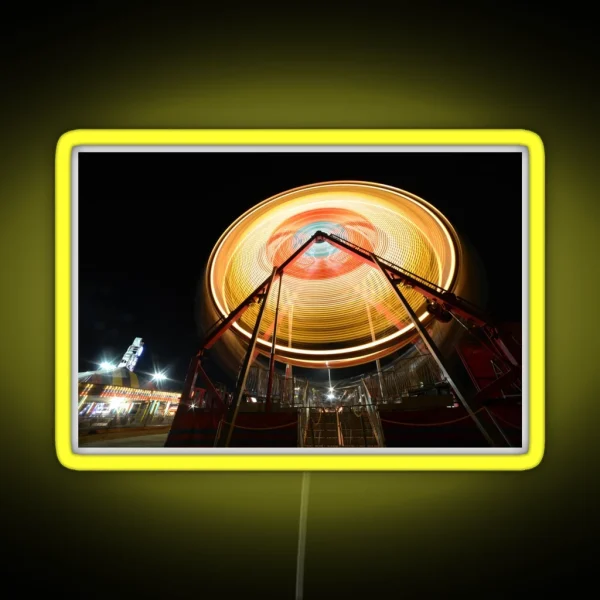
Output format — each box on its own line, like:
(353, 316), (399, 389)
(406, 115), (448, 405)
(78, 151), (522, 388)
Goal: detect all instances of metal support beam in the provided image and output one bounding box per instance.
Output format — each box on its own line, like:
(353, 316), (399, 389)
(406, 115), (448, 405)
(266, 274), (284, 411)
(484, 407), (513, 447)
(336, 409), (344, 446)
(371, 254), (507, 448)
(168, 234), (317, 447)
(472, 367), (522, 403)
(360, 378), (384, 447)
(218, 267), (278, 447)
(285, 304), (294, 402)
(487, 331), (521, 368)
(173, 229), (518, 449)
(360, 412), (368, 447)
(251, 320), (275, 363)
(202, 282), (268, 350)
(181, 355), (200, 404)
(200, 230), (517, 380)
(201, 234), (318, 351)
(324, 232), (490, 327)
(365, 300), (385, 401)
(164, 355), (200, 446)
(196, 365), (225, 410)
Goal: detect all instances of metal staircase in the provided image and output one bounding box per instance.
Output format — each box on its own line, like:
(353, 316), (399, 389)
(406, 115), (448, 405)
(301, 407), (384, 447)
(338, 407), (381, 447)
(302, 409), (339, 447)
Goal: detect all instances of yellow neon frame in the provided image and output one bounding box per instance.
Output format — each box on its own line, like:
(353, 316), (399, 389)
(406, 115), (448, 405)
(55, 129), (544, 471)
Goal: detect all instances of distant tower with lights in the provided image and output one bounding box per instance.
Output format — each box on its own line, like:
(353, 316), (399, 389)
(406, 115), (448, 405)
(118, 337), (144, 371)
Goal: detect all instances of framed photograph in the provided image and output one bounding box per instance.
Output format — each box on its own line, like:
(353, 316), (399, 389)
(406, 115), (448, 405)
(55, 129), (544, 470)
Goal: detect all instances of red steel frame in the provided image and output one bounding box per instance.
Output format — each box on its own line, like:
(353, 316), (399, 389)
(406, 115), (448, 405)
(166, 231), (521, 447)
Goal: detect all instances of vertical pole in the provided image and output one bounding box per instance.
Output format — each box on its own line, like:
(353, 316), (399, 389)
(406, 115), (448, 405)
(297, 410), (303, 447)
(266, 274), (284, 411)
(488, 329), (520, 367)
(302, 407), (309, 445)
(484, 407), (513, 447)
(149, 401), (158, 423)
(219, 268), (278, 447)
(164, 353), (202, 446)
(142, 392), (154, 426)
(371, 254), (504, 447)
(336, 408), (344, 446)
(361, 378), (384, 447)
(365, 300), (385, 402)
(360, 412), (368, 447)
(285, 304), (294, 402)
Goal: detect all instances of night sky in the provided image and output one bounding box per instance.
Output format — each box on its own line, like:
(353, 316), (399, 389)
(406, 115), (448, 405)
(78, 151), (522, 389)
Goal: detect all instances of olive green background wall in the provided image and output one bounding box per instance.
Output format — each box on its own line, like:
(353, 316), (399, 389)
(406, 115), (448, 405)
(1, 4), (597, 598)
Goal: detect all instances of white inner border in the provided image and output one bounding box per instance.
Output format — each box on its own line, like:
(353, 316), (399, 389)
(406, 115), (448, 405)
(72, 144), (529, 456)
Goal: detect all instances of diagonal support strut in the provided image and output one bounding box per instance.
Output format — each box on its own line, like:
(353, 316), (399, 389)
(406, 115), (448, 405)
(371, 253), (508, 447)
(217, 267), (278, 447)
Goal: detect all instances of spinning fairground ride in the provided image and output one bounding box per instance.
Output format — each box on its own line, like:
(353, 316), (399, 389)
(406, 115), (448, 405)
(165, 181), (523, 449)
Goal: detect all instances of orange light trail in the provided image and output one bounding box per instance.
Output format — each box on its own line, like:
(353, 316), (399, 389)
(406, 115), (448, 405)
(207, 181), (460, 368)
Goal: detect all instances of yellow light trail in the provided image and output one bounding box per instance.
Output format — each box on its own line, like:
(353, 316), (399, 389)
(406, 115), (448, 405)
(206, 181), (460, 368)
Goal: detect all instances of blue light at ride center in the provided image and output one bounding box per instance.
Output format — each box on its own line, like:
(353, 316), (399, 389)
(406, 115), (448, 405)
(291, 221), (347, 258)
